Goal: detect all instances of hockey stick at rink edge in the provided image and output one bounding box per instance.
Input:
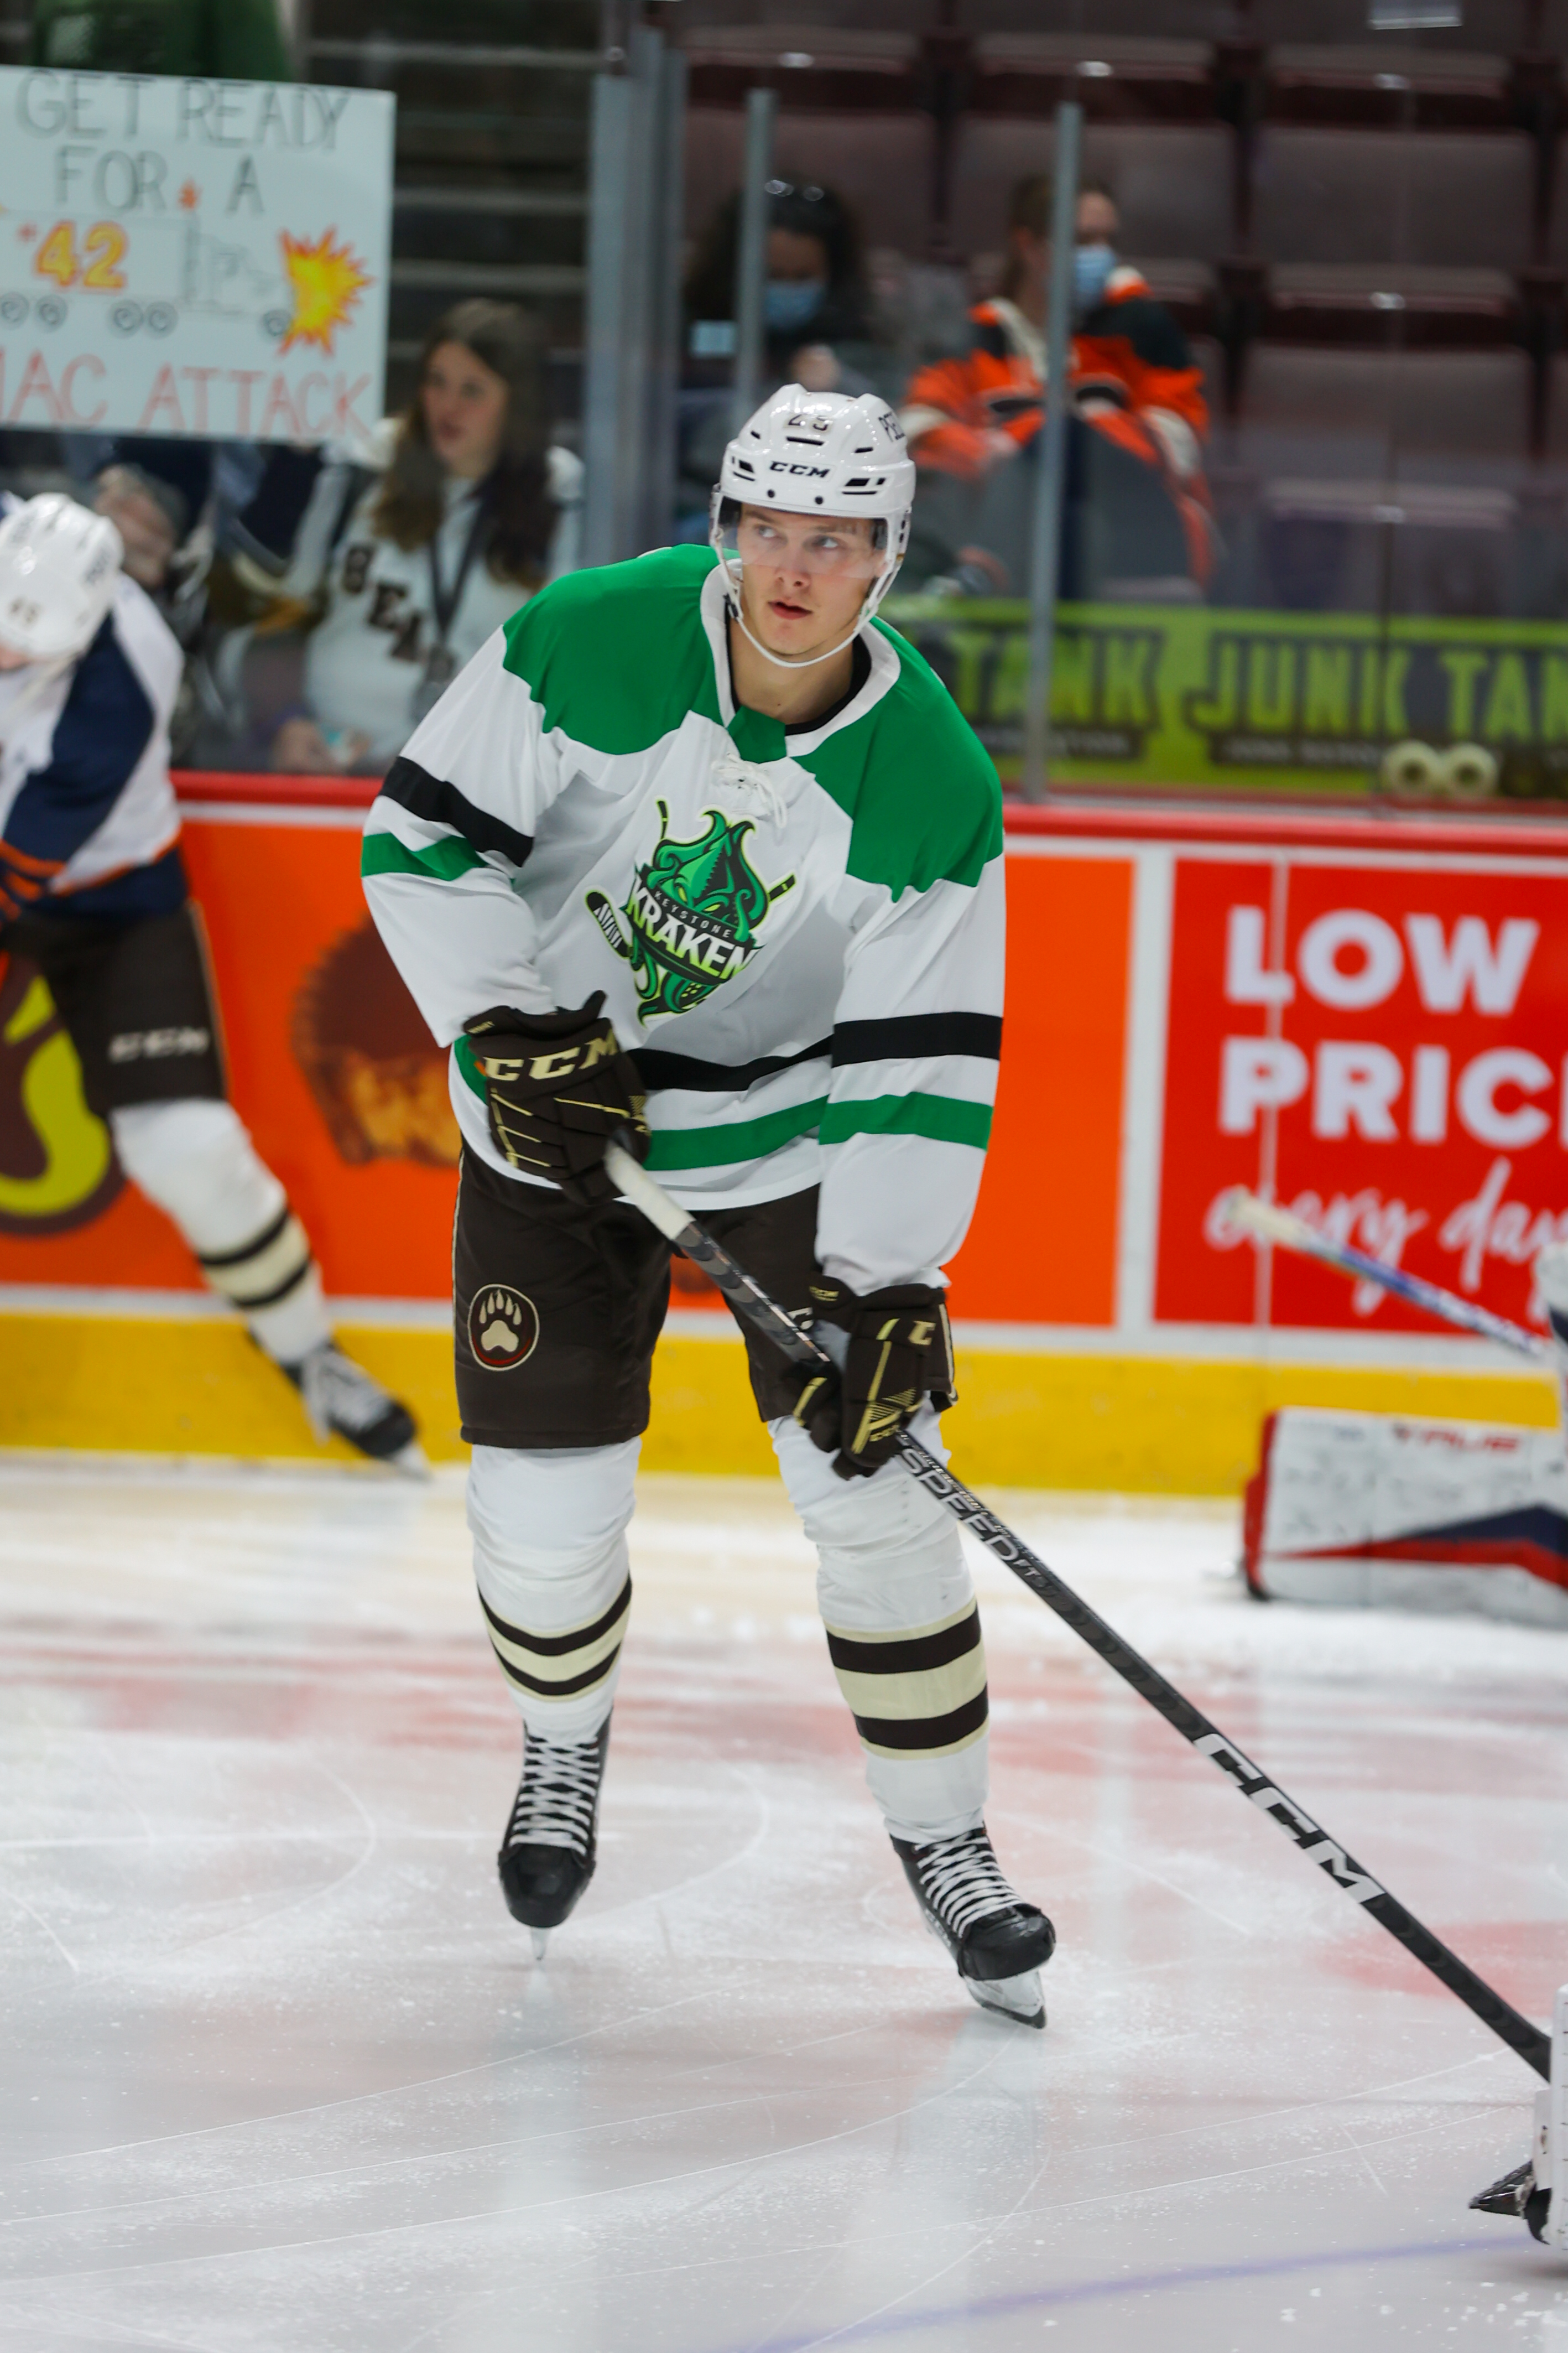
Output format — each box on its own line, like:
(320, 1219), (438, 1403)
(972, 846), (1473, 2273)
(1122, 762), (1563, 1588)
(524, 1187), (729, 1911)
(1219, 1187), (1552, 1365)
(602, 1140), (1552, 2082)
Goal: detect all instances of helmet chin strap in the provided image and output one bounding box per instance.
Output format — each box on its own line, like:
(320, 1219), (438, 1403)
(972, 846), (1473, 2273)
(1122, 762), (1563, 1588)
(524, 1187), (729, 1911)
(721, 554), (902, 673)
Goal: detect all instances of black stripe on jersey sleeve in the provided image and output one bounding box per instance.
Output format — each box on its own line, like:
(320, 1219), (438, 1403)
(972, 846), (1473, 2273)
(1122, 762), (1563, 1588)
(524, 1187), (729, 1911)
(382, 755), (533, 868)
(831, 1014), (1002, 1067)
(635, 1037), (832, 1094)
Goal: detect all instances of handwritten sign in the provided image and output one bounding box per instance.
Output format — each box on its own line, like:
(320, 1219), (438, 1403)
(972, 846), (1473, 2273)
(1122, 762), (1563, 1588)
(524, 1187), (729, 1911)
(0, 67), (393, 447)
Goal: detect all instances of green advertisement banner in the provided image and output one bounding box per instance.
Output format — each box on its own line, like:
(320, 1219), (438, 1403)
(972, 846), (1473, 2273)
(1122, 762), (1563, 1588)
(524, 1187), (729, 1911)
(882, 599), (1568, 795)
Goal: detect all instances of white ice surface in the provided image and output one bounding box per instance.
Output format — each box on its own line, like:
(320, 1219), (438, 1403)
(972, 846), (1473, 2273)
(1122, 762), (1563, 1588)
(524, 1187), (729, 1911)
(2, 1456), (1567, 2350)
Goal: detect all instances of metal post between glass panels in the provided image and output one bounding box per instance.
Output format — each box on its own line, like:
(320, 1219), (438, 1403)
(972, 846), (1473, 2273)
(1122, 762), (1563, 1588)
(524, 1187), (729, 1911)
(1022, 101), (1083, 804)
(732, 87), (778, 432)
(581, 69), (635, 568)
(643, 44), (688, 554)
(582, 30), (668, 565)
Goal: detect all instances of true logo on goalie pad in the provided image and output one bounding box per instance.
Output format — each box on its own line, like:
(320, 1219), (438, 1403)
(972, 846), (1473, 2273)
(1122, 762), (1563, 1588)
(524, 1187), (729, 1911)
(467, 1284), (539, 1371)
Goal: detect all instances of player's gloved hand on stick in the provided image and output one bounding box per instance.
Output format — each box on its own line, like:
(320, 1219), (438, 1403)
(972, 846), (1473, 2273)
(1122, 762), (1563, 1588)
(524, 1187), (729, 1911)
(462, 992), (649, 1204)
(789, 1276), (957, 1480)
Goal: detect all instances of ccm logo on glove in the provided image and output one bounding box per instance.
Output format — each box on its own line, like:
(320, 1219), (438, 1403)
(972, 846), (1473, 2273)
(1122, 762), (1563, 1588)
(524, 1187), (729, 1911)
(789, 1276), (957, 1480)
(462, 993), (649, 1204)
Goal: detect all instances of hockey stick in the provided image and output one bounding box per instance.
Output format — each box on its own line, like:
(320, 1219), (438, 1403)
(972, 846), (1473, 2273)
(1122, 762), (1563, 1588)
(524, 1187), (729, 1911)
(1219, 1188), (1550, 1364)
(605, 1141), (1551, 2081)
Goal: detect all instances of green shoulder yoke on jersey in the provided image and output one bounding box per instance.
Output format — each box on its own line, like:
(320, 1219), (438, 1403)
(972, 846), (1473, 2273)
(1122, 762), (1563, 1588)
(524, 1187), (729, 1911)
(502, 546), (723, 752)
(803, 620), (1002, 898)
(501, 545), (1001, 901)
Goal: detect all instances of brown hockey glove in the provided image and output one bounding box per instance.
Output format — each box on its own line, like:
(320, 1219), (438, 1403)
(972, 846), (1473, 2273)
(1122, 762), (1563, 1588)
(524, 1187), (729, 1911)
(788, 1276), (957, 1481)
(462, 992), (649, 1204)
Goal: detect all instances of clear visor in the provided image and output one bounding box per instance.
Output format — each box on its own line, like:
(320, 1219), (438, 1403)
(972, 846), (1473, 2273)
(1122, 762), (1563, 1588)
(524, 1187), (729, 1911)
(718, 506), (888, 583)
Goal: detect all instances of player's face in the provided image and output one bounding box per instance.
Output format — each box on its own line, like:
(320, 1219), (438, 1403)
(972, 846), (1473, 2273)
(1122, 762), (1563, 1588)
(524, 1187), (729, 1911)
(0, 639), (32, 670)
(733, 506), (883, 658)
(421, 342), (509, 482)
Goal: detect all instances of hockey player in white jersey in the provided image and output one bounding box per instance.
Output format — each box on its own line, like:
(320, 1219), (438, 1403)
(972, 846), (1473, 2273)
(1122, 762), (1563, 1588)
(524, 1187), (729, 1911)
(0, 493), (421, 1471)
(363, 388), (1055, 2025)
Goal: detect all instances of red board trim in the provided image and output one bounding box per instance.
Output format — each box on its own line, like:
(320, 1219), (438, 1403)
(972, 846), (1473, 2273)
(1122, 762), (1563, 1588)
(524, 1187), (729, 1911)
(171, 772), (1568, 858)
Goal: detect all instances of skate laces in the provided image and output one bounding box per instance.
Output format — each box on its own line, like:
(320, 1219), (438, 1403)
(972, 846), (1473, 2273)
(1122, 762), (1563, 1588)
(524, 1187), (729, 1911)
(506, 1731), (604, 1858)
(911, 1827), (1020, 1940)
(298, 1344), (393, 1442)
(711, 742), (788, 830)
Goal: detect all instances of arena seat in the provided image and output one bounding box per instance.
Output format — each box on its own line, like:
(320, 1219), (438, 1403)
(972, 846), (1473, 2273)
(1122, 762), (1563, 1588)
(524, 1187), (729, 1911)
(970, 33), (1217, 123)
(1264, 45), (1511, 129)
(683, 107), (935, 257)
(1265, 262), (1518, 346)
(1545, 143), (1568, 268)
(1250, 0), (1534, 41)
(948, 120), (1234, 263)
(1236, 345), (1534, 481)
(1252, 128), (1536, 270)
(1253, 127), (1540, 275)
(680, 27), (918, 115)
(1544, 355), (1568, 465)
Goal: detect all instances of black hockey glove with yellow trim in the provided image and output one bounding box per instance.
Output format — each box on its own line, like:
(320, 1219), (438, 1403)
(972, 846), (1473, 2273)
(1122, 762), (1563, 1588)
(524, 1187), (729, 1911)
(788, 1276), (957, 1481)
(462, 992), (649, 1205)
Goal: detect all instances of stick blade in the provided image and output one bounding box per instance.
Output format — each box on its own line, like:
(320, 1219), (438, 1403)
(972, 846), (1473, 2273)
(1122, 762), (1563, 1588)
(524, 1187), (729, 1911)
(1471, 1985), (1568, 2244)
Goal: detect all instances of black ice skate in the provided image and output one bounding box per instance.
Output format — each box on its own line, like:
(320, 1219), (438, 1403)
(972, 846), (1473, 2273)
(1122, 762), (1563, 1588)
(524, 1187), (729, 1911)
(892, 1825), (1055, 2029)
(283, 1342), (426, 1475)
(498, 1720), (611, 1959)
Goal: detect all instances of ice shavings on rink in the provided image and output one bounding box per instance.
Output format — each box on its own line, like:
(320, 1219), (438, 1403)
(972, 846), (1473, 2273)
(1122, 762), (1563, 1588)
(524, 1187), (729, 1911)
(1, 1455), (1567, 2350)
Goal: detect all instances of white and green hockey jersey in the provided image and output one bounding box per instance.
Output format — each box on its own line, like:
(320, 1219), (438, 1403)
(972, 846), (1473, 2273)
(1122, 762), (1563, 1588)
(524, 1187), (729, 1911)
(361, 544), (1004, 1292)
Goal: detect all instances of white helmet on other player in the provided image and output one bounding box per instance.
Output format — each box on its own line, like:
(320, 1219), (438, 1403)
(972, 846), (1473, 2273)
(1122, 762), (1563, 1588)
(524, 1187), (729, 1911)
(0, 494), (123, 664)
(710, 386), (916, 668)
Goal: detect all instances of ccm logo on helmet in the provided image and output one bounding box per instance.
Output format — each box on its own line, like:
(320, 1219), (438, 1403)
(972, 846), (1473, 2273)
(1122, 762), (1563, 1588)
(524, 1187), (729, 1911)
(768, 461), (831, 478)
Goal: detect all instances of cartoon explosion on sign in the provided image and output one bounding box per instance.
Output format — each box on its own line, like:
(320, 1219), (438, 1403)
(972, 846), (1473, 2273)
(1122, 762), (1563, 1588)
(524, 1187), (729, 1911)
(277, 227), (372, 355)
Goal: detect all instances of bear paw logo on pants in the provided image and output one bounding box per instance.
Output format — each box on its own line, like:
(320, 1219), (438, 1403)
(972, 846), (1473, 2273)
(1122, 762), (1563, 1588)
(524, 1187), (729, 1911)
(467, 1284), (539, 1370)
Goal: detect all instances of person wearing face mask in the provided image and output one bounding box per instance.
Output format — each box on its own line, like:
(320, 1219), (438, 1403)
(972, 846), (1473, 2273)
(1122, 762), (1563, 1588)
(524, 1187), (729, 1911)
(902, 176), (1215, 597)
(686, 180), (877, 390)
(678, 184), (889, 531)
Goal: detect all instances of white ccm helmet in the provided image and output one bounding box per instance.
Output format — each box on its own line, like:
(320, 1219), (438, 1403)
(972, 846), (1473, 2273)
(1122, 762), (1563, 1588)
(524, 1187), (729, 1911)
(710, 386), (916, 668)
(0, 494), (123, 663)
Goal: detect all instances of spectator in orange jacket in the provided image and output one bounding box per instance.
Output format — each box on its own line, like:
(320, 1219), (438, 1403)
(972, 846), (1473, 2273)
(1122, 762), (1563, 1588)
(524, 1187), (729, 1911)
(902, 176), (1215, 596)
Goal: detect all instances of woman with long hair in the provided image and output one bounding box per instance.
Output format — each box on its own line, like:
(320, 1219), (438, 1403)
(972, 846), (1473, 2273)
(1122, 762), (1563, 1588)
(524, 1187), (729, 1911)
(274, 301), (581, 772)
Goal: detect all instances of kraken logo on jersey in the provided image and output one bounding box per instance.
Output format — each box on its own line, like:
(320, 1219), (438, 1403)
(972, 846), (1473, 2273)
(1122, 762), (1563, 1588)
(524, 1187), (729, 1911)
(585, 802), (796, 1022)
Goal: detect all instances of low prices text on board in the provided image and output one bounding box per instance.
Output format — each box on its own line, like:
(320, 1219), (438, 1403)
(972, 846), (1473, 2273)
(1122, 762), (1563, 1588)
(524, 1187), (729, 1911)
(1158, 855), (1568, 1333)
(0, 67), (393, 444)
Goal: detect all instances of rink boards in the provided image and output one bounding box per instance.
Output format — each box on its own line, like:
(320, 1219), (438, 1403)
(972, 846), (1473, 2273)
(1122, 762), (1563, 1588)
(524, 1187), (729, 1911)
(3, 781), (1568, 1489)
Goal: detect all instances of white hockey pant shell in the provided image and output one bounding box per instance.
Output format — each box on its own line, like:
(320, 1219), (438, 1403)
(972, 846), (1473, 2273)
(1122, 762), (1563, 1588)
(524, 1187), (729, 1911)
(770, 1409), (988, 1843)
(109, 1098), (329, 1364)
(468, 1440), (638, 1740)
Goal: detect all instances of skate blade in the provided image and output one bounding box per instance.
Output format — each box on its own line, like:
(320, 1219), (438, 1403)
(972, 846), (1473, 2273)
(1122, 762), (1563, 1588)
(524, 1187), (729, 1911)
(388, 1439), (433, 1482)
(963, 1968), (1045, 2030)
(530, 1929), (550, 1962)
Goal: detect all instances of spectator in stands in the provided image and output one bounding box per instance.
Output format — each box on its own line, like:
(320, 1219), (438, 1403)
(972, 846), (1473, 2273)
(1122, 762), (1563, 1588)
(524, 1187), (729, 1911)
(685, 180), (878, 394)
(678, 182), (898, 529)
(901, 175), (1215, 599)
(272, 302), (581, 775)
(28, 0), (292, 74)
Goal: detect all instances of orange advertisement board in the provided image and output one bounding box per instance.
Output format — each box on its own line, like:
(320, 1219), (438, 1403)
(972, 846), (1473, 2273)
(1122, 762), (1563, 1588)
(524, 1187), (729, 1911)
(0, 787), (1129, 1326)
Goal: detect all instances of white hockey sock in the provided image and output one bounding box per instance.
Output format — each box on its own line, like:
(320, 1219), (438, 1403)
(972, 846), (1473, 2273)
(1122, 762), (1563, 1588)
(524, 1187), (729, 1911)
(772, 1411), (989, 1843)
(110, 1099), (332, 1364)
(468, 1441), (639, 1741)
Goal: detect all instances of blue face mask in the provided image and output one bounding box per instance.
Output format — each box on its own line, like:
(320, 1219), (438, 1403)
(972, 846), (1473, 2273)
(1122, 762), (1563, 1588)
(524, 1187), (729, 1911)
(764, 277), (826, 334)
(1072, 243), (1116, 313)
